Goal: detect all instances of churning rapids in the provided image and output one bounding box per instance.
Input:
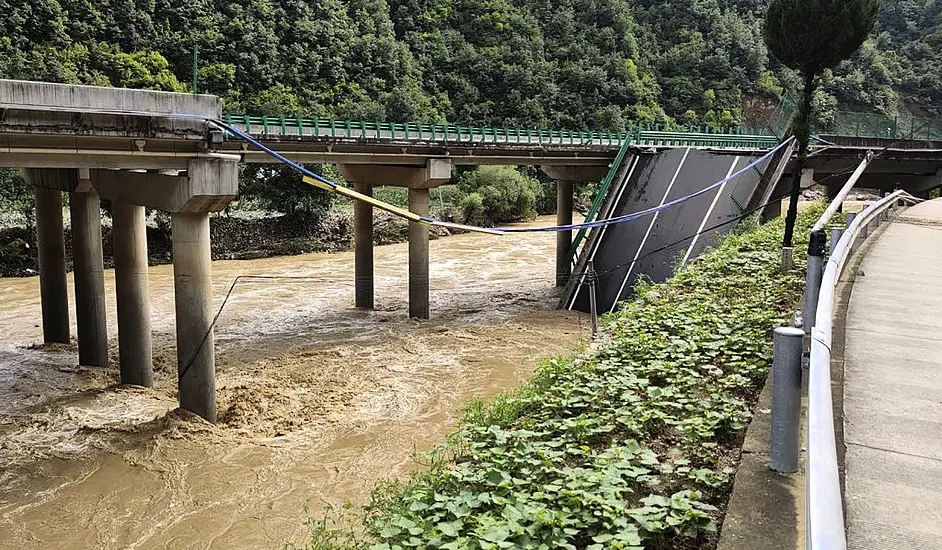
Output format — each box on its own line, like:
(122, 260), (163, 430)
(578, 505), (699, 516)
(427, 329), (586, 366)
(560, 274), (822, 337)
(0, 215), (588, 549)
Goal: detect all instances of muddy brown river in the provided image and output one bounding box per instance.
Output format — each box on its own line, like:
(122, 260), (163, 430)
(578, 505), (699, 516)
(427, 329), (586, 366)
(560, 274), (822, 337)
(0, 216), (587, 549)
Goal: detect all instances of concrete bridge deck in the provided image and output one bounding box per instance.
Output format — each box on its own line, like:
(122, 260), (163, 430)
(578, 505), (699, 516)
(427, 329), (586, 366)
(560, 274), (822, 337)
(844, 198), (942, 549)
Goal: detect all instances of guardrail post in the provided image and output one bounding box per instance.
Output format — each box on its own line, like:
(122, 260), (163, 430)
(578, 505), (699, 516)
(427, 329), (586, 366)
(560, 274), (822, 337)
(829, 226), (843, 256)
(803, 230), (827, 334)
(771, 326), (804, 473)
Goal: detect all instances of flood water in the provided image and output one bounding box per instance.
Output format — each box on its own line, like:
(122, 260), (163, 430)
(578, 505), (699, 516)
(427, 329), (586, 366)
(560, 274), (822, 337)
(0, 216), (587, 549)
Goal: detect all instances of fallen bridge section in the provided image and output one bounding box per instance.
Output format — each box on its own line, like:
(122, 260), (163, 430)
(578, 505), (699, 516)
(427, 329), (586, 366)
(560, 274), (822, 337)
(563, 146), (782, 313)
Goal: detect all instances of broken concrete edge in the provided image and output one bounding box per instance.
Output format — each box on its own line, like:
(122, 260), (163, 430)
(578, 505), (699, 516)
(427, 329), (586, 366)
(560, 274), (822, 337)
(0, 78), (221, 118)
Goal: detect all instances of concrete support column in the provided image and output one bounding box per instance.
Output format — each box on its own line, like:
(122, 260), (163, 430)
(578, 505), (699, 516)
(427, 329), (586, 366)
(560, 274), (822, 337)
(354, 182), (374, 309)
(33, 185), (70, 343)
(172, 213), (215, 422)
(408, 188), (430, 319)
(70, 190), (109, 366)
(556, 180), (574, 287)
(113, 203), (153, 386)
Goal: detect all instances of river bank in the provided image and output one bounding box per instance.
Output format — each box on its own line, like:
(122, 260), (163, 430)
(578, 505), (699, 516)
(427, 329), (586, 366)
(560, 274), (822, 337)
(0, 215), (588, 549)
(311, 208), (821, 550)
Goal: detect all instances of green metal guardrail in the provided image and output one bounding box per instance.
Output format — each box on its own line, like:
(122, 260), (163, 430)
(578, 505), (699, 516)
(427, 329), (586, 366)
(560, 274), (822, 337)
(221, 114), (778, 150)
(565, 134), (636, 269)
(824, 111), (942, 141)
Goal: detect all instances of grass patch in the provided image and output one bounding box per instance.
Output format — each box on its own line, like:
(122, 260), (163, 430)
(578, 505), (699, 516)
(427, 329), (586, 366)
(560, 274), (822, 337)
(295, 205), (824, 550)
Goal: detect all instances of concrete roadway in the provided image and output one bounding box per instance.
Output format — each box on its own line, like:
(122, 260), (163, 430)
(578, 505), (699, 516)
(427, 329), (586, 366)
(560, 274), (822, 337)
(844, 198), (942, 549)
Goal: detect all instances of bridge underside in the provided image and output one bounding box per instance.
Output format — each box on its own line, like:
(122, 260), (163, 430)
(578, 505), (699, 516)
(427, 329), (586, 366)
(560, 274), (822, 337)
(777, 146), (942, 200)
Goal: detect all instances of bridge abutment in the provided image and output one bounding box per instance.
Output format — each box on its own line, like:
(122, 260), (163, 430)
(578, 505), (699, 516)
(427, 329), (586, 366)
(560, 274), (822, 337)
(112, 203), (153, 387)
(27, 173), (70, 344)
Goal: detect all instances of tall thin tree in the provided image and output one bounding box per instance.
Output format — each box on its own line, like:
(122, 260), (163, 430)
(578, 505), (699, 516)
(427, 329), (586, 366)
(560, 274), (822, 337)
(763, 0), (879, 248)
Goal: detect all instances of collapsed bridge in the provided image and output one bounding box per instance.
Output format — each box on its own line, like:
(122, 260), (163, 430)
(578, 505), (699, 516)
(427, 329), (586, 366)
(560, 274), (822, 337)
(3, 78), (942, 421)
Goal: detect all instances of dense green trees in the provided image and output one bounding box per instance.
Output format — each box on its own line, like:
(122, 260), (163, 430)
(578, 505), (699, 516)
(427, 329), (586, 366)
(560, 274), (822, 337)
(1, 0), (939, 223)
(1, 0), (937, 130)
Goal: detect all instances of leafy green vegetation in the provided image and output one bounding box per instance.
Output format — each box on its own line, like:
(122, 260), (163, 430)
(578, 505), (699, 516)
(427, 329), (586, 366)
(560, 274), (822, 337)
(291, 206), (823, 550)
(457, 166), (541, 227)
(2, 0), (937, 127)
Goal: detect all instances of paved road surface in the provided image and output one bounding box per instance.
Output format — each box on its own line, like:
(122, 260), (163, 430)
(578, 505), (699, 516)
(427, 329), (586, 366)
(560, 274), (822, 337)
(845, 198), (942, 549)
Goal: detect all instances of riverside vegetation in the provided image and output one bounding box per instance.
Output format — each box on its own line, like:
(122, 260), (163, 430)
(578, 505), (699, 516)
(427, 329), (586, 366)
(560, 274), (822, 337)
(292, 205), (825, 550)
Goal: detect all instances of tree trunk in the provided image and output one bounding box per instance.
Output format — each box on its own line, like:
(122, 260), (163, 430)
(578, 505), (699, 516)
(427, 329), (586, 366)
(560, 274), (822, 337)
(782, 72), (816, 248)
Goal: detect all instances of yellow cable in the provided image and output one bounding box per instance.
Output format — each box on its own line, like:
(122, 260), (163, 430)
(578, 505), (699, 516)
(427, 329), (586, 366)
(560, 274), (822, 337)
(302, 176), (503, 235)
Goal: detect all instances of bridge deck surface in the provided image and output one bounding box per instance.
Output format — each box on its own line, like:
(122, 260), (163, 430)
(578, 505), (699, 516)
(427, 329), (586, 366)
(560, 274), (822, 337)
(844, 198), (942, 549)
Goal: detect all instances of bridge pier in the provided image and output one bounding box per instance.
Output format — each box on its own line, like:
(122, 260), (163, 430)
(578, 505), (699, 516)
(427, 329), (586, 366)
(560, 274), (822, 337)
(26, 168), (110, 363)
(112, 203), (153, 386)
(172, 212), (215, 421)
(556, 181), (574, 287)
(353, 182), (374, 309)
(69, 186), (109, 367)
(94, 157), (238, 421)
(26, 171), (70, 344)
(409, 188), (430, 319)
(541, 166), (609, 287)
(338, 160), (451, 319)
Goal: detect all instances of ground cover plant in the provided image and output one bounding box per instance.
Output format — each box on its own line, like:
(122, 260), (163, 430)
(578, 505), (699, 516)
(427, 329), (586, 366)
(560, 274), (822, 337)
(295, 205), (822, 550)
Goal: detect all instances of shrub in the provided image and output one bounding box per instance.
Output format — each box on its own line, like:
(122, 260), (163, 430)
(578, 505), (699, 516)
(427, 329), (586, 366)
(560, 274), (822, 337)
(458, 192), (486, 227)
(457, 166), (539, 226)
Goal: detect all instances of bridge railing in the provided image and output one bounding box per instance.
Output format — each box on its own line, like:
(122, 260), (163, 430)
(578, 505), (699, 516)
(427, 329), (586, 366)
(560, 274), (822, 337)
(221, 114), (778, 150)
(801, 190), (919, 550)
(823, 111), (942, 141)
(566, 136), (634, 270)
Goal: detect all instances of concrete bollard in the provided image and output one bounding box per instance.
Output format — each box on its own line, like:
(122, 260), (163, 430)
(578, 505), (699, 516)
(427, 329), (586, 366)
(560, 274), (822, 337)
(803, 230), (827, 335)
(771, 326), (805, 473)
(829, 226), (843, 256)
(781, 246), (794, 273)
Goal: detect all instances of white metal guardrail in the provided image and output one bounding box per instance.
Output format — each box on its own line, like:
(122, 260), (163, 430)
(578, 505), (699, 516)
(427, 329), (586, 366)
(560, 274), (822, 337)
(805, 190), (920, 549)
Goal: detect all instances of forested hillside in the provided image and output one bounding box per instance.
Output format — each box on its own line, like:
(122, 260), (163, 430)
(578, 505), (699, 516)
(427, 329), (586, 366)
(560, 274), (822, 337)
(2, 0), (940, 130)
